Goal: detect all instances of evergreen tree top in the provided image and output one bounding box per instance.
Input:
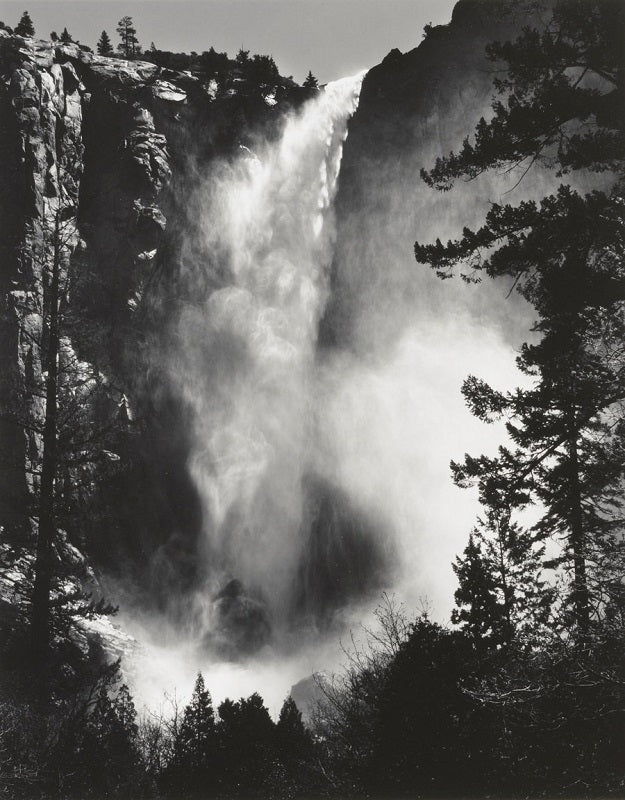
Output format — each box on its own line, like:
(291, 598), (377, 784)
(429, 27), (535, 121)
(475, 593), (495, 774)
(97, 29), (114, 56)
(303, 70), (319, 90)
(278, 695), (303, 727)
(14, 9), (34, 37)
(180, 672), (215, 733)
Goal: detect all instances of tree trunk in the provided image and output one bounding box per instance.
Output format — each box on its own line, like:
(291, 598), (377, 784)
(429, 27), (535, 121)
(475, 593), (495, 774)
(31, 218), (61, 673)
(497, 513), (514, 646)
(567, 420), (590, 630)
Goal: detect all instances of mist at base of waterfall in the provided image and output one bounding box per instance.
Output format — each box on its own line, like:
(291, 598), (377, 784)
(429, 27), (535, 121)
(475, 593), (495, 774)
(124, 69), (528, 712)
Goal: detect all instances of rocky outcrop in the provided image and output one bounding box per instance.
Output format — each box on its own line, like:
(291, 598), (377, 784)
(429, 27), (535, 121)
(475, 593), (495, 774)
(0, 35), (180, 570)
(0, 33), (87, 536)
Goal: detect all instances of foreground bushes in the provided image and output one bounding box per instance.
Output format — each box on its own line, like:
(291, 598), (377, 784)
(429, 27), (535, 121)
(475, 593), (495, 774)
(315, 601), (625, 798)
(2, 602), (624, 799)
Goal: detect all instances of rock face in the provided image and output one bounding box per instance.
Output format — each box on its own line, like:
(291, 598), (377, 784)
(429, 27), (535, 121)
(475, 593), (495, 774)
(0, 35), (187, 583)
(0, 34), (87, 537)
(0, 34), (298, 599)
(321, 0), (533, 351)
(0, 30), (303, 636)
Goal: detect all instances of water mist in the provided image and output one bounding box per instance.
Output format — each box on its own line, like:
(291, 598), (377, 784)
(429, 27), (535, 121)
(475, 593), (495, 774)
(162, 74), (367, 658)
(126, 65), (528, 713)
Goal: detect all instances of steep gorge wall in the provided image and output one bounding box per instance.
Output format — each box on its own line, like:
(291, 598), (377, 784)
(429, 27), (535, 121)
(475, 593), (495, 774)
(0, 33), (299, 607)
(322, 0), (533, 351)
(0, 35), (179, 574)
(0, 1), (542, 638)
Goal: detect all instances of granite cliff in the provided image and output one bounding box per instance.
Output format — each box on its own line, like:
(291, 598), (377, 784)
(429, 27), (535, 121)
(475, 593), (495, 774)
(322, 0), (539, 351)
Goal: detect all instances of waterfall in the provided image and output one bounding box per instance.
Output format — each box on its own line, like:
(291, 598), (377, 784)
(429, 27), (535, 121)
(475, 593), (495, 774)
(167, 74), (366, 653)
(131, 66), (523, 711)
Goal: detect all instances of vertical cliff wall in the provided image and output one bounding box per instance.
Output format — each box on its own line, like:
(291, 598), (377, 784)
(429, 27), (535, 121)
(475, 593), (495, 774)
(323, 0), (536, 350)
(0, 35), (178, 579)
(0, 32), (306, 624)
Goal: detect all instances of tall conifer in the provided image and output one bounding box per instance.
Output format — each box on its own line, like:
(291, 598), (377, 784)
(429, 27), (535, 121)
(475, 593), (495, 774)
(116, 16), (141, 59)
(415, 0), (625, 631)
(14, 10), (34, 36)
(97, 30), (114, 56)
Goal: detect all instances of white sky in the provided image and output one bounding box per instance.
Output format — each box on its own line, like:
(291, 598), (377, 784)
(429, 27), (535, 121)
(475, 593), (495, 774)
(1, 0), (458, 83)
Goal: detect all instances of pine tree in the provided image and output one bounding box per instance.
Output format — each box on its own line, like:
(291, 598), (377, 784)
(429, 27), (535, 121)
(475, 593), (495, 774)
(452, 511), (550, 649)
(236, 47), (250, 66)
(276, 696), (312, 760)
(96, 30), (113, 56)
(372, 618), (474, 795)
(216, 693), (276, 792)
(14, 10), (34, 37)
(29, 206), (65, 673)
(166, 671), (217, 797)
(59, 26), (72, 44)
(175, 672), (215, 768)
(74, 681), (139, 795)
(414, 0), (625, 631)
(200, 47), (230, 83)
(417, 2), (624, 198)
(245, 54), (279, 96)
(116, 16), (141, 59)
(450, 277), (625, 630)
(452, 532), (502, 646)
(266, 696), (316, 796)
(277, 695), (304, 732)
(302, 70), (319, 90)
(0, 195), (124, 681)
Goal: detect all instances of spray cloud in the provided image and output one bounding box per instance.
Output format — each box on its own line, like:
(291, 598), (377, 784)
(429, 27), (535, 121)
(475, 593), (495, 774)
(129, 65), (536, 710)
(163, 74), (367, 655)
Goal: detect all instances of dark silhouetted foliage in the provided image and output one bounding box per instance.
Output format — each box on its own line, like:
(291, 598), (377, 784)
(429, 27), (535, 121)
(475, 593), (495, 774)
(96, 29), (113, 56)
(415, 0), (625, 634)
(452, 488), (551, 649)
(303, 70), (319, 92)
(165, 672), (216, 796)
(117, 15), (141, 59)
(14, 10), (34, 37)
(216, 692), (277, 794)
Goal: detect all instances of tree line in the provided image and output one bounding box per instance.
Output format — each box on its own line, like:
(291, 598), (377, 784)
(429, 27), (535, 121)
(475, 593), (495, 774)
(1, 11), (320, 92)
(3, 592), (624, 798)
(1, 664), (324, 798)
(1, 11), (140, 58)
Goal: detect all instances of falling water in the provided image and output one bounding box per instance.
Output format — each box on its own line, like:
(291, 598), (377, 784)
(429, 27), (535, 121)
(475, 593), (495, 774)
(129, 65), (530, 712)
(167, 74), (366, 652)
